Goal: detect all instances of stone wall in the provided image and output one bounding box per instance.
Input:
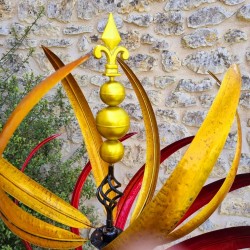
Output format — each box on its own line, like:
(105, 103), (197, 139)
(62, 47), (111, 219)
(0, 0), (249, 248)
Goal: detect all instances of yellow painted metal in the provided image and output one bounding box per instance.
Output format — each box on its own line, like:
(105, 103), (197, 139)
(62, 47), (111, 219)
(93, 13), (130, 166)
(167, 112), (242, 240)
(96, 107), (130, 140)
(42, 46), (108, 188)
(0, 157), (91, 228)
(117, 58), (160, 222)
(93, 13), (129, 77)
(100, 140), (124, 164)
(0, 54), (90, 155)
(104, 64), (241, 250)
(0, 189), (86, 249)
(100, 80), (125, 106)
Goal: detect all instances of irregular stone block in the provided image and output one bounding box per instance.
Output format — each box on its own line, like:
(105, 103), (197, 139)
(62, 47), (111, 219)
(40, 38), (72, 47)
(122, 103), (143, 121)
(6, 38), (38, 49)
(73, 74), (89, 87)
(78, 35), (90, 52)
(117, 0), (149, 14)
(182, 28), (219, 48)
(141, 77), (153, 88)
(220, 196), (250, 217)
(87, 89), (99, 103)
(247, 132), (250, 146)
(127, 54), (157, 72)
(229, 153), (250, 174)
(151, 39), (169, 52)
(18, 0), (45, 23)
(165, 0), (216, 11)
(237, 4), (250, 21)
(240, 93), (250, 108)
(77, 1), (97, 20)
(47, 0), (76, 23)
(158, 122), (190, 145)
(246, 47), (250, 61)
(154, 11), (184, 36)
(32, 22), (61, 37)
(242, 74), (250, 90)
(122, 144), (146, 168)
(147, 90), (162, 106)
(220, 0), (245, 5)
(162, 50), (181, 72)
(130, 122), (146, 141)
(224, 29), (247, 43)
(210, 158), (228, 178)
(11, 23), (26, 37)
(97, 16), (123, 32)
(0, 25), (10, 35)
(90, 75), (108, 87)
(155, 108), (178, 122)
(33, 52), (52, 72)
(80, 56), (106, 73)
(183, 47), (234, 74)
(155, 76), (176, 89)
(199, 93), (215, 107)
(121, 30), (141, 51)
(199, 219), (218, 233)
(187, 6), (233, 28)
(63, 24), (93, 35)
(141, 33), (156, 44)
(125, 13), (153, 27)
(182, 110), (206, 127)
(225, 131), (237, 149)
(166, 92), (197, 107)
(0, 0), (14, 20)
(177, 78), (214, 92)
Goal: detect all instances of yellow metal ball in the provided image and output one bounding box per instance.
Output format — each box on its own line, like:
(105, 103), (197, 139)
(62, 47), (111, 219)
(100, 140), (124, 164)
(96, 106), (130, 140)
(100, 81), (125, 106)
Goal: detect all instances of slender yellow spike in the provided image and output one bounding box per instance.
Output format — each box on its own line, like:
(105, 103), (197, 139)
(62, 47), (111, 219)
(0, 189), (86, 249)
(102, 13), (121, 50)
(0, 157), (90, 228)
(104, 64), (241, 250)
(42, 46), (108, 187)
(167, 112), (242, 240)
(117, 58), (160, 222)
(0, 53), (90, 155)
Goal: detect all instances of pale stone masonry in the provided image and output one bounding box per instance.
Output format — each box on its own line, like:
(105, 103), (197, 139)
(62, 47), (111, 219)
(0, 0), (249, 249)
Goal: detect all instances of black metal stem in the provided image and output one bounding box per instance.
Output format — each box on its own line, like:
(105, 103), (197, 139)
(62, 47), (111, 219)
(90, 165), (123, 249)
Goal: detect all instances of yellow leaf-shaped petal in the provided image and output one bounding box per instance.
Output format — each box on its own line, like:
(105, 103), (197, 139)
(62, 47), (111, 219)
(167, 112), (242, 240)
(104, 64), (241, 250)
(0, 53), (90, 155)
(0, 157), (90, 228)
(117, 58), (160, 222)
(0, 189), (86, 249)
(42, 46), (108, 187)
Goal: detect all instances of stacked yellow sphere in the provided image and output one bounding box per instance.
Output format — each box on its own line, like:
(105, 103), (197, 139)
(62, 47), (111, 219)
(96, 80), (130, 164)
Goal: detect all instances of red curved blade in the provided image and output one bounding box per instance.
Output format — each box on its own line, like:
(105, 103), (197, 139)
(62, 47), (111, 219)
(177, 173), (250, 226)
(166, 226), (250, 250)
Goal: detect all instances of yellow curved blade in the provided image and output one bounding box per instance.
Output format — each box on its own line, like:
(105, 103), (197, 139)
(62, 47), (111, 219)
(0, 53), (90, 155)
(118, 58), (160, 222)
(0, 157), (90, 228)
(42, 46), (108, 187)
(104, 64), (241, 249)
(167, 113), (242, 240)
(0, 188), (86, 249)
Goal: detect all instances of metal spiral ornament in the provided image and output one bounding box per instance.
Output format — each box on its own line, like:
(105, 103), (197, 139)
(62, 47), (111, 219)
(90, 13), (130, 249)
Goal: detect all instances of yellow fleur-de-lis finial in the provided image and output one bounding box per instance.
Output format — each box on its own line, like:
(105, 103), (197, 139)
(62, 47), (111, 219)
(94, 13), (130, 165)
(93, 13), (129, 77)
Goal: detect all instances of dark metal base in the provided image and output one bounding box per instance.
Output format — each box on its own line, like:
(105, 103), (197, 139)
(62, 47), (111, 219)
(90, 226), (123, 249)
